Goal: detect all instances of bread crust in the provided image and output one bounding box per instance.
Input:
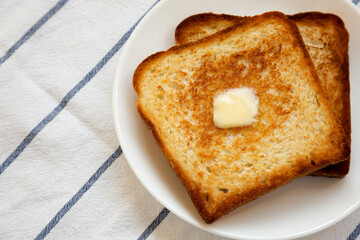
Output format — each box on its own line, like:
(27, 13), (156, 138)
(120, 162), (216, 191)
(175, 13), (247, 45)
(134, 11), (350, 223)
(175, 11), (351, 178)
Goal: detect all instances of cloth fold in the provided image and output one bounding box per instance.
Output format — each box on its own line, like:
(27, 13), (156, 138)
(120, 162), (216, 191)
(0, 0), (359, 239)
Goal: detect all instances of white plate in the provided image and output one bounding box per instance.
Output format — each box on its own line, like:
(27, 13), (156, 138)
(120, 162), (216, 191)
(113, 0), (360, 239)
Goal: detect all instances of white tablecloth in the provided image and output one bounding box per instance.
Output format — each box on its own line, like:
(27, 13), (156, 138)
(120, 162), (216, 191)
(0, 0), (359, 239)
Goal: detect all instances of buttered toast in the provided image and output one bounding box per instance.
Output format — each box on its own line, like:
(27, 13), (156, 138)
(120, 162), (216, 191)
(134, 12), (350, 223)
(175, 12), (351, 177)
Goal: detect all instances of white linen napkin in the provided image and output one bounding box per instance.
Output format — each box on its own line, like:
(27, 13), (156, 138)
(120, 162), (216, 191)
(0, 0), (359, 239)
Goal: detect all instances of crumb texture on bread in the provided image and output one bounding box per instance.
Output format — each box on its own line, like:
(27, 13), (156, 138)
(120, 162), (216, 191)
(175, 12), (351, 177)
(135, 12), (350, 223)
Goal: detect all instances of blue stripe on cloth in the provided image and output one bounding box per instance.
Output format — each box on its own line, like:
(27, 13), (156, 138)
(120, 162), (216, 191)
(34, 146), (122, 240)
(347, 223), (360, 240)
(0, 0), (160, 175)
(353, 0), (360, 5)
(0, 0), (69, 65)
(137, 208), (170, 240)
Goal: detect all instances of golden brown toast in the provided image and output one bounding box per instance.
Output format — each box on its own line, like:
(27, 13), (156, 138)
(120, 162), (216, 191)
(175, 12), (351, 177)
(134, 12), (350, 223)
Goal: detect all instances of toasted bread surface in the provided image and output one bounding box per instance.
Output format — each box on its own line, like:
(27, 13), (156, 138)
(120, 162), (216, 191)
(134, 12), (350, 223)
(175, 12), (351, 177)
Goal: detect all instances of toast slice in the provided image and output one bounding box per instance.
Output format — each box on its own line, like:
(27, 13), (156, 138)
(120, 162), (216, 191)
(175, 12), (351, 177)
(134, 12), (350, 223)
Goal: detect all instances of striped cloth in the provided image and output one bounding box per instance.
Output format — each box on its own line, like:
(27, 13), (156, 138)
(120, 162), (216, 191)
(0, 0), (359, 239)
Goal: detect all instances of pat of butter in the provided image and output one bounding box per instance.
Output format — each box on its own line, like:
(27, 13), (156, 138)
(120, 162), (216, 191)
(213, 88), (258, 128)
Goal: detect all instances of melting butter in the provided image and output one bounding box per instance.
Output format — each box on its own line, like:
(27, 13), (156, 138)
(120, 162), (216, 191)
(213, 88), (258, 128)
